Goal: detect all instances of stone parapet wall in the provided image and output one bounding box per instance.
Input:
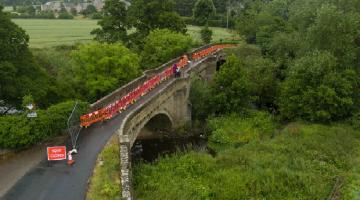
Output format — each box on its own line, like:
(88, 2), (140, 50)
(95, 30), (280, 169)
(89, 44), (216, 112)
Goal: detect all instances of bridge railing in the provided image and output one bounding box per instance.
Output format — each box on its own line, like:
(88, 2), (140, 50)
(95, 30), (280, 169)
(81, 43), (237, 128)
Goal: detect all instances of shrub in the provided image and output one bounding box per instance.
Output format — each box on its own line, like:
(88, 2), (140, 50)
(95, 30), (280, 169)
(91, 12), (103, 19)
(58, 12), (74, 19)
(0, 101), (89, 149)
(278, 51), (359, 122)
(200, 25), (213, 44)
(134, 123), (360, 199)
(71, 42), (141, 102)
(140, 29), (192, 70)
(207, 111), (276, 152)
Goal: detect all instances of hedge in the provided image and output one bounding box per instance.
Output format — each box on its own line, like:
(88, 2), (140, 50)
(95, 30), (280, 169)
(0, 101), (89, 149)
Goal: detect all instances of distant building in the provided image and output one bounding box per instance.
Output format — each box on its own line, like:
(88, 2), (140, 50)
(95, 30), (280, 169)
(41, 1), (62, 12)
(41, 0), (105, 13)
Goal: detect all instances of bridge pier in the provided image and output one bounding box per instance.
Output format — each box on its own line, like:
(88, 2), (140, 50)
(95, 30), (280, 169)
(119, 134), (133, 200)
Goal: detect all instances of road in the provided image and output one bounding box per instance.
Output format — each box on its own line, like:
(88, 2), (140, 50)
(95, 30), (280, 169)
(1, 78), (174, 200)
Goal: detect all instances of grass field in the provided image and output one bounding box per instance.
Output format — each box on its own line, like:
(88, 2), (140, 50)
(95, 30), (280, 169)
(12, 19), (99, 48)
(12, 19), (237, 48)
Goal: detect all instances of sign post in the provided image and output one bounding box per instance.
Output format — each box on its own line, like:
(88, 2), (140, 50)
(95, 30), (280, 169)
(47, 146), (67, 166)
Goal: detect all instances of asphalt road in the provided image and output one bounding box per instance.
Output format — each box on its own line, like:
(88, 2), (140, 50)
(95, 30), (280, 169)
(1, 78), (174, 200)
(1, 56), (210, 200)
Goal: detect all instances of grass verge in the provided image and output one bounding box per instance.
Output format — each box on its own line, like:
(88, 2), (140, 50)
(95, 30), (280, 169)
(86, 135), (121, 200)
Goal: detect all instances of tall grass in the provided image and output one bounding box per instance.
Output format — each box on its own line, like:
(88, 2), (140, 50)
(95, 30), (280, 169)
(133, 121), (360, 199)
(87, 136), (121, 200)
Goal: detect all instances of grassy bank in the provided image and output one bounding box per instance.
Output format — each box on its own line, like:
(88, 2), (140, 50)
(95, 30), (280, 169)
(87, 135), (121, 200)
(12, 19), (236, 48)
(133, 120), (360, 199)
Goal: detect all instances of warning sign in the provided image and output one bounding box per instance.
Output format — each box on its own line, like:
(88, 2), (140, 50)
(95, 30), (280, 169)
(47, 146), (67, 161)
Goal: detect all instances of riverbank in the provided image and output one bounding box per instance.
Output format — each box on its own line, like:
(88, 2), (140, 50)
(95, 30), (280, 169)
(133, 122), (360, 199)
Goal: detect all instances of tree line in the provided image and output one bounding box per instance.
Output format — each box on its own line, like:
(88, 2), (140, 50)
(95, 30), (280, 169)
(191, 0), (360, 125)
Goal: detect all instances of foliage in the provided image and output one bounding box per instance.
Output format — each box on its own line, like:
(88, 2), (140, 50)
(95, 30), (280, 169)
(92, 0), (128, 43)
(174, 0), (196, 17)
(233, 0), (360, 122)
(211, 55), (252, 114)
(189, 76), (212, 121)
(193, 0), (216, 25)
(81, 4), (97, 17)
(207, 111), (276, 152)
(0, 101), (89, 149)
(128, 0), (187, 49)
(87, 135), (121, 200)
(57, 11), (74, 19)
(0, 6), (49, 109)
(32, 47), (77, 105)
(71, 42), (141, 102)
(22, 94), (34, 109)
(140, 29), (192, 70)
(189, 47), (278, 118)
(200, 25), (212, 44)
(305, 4), (360, 68)
(134, 123), (360, 199)
(91, 12), (102, 19)
(278, 51), (359, 122)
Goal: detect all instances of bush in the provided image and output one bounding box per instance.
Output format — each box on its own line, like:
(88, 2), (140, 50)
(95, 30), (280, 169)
(91, 12), (103, 19)
(181, 16), (196, 25)
(207, 111), (276, 152)
(140, 29), (192, 70)
(134, 123), (360, 199)
(189, 77), (212, 121)
(71, 42), (141, 102)
(58, 12), (74, 19)
(200, 25), (213, 44)
(278, 51), (359, 122)
(0, 101), (89, 149)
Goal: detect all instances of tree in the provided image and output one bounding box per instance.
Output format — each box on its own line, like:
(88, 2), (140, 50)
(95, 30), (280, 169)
(140, 29), (192, 70)
(200, 25), (212, 44)
(91, 0), (128, 43)
(193, 0), (216, 25)
(70, 7), (77, 16)
(128, 0), (187, 41)
(82, 4), (97, 16)
(71, 42), (141, 102)
(0, 6), (48, 110)
(58, 11), (74, 19)
(174, 0), (196, 16)
(306, 4), (360, 69)
(278, 51), (358, 122)
(211, 55), (253, 114)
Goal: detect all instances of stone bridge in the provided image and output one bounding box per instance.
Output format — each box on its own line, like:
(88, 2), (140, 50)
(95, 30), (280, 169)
(90, 46), (224, 200)
(1, 44), (232, 200)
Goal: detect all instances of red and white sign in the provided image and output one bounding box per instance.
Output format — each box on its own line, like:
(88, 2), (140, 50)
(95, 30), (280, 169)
(47, 146), (67, 161)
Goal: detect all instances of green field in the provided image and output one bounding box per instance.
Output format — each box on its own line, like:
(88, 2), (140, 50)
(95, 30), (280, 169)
(12, 19), (99, 48)
(12, 19), (237, 48)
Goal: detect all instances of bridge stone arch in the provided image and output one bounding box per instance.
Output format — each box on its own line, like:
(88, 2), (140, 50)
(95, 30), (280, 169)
(137, 110), (174, 140)
(114, 48), (226, 200)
